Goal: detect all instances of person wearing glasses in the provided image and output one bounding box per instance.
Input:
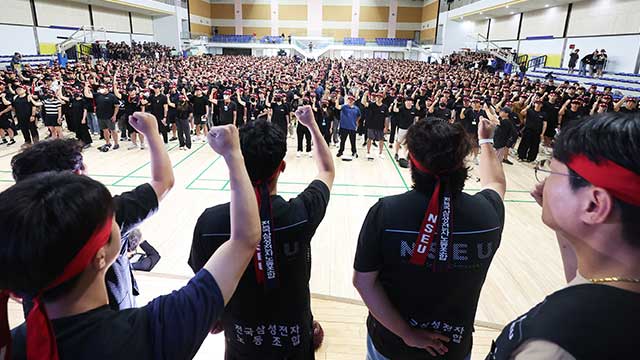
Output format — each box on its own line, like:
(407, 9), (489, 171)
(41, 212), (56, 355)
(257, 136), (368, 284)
(487, 112), (639, 360)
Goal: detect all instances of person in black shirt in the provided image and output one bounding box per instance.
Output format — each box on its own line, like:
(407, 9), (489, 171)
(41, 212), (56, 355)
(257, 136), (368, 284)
(314, 98), (332, 145)
(1, 123), (261, 360)
(542, 92), (562, 152)
(166, 85), (180, 141)
(362, 91), (389, 160)
(567, 49), (580, 74)
(212, 89), (237, 126)
(494, 107), (518, 165)
(295, 97), (313, 158)
(85, 82), (120, 152)
(174, 94), (193, 150)
(10, 86), (39, 145)
(120, 87), (146, 150)
(127, 229), (161, 272)
(354, 116), (506, 360)
(189, 106), (335, 360)
(148, 84), (169, 144)
(460, 99), (486, 164)
(63, 89), (92, 147)
(234, 88), (248, 127)
(517, 99), (547, 162)
(392, 97), (418, 168)
(0, 84), (16, 146)
(190, 87), (210, 141)
(269, 93), (290, 135)
(558, 99), (584, 130)
(614, 96), (638, 114)
(10, 112), (175, 314)
(488, 113), (640, 360)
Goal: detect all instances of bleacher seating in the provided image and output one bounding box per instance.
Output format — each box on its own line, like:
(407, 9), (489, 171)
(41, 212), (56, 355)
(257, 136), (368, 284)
(0, 54), (75, 69)
(375, 38), (410, 47)
(343, 37), (366, 46)
(260, 36), (284, 44)
(210, 35), (253, 43)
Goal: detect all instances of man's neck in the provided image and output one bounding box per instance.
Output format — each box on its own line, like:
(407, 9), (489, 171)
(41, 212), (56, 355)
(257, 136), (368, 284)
(45, 274), (110, 320)
(573, 233), (640, 292)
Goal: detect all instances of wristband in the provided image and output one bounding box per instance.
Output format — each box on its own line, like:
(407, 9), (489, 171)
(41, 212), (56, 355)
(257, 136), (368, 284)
(479, 138), (494, 145)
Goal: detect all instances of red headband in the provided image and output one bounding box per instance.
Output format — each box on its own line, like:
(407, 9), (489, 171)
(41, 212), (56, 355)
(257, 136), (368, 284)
(1, 216), (113, 360)
(567, 155), (640, 206)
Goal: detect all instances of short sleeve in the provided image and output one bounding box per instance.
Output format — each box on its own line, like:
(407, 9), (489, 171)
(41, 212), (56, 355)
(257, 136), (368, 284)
(353, 200), (384, 272)
(113, 183), (159, 238)
(475, 189), (505, 226)
(296, 180), (330, 229)
(146, 270), (224, 360)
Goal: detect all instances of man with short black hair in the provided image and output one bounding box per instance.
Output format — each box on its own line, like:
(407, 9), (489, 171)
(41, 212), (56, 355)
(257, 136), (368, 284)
(392, 96), (418, 167)
(518, 99), (547, 162)
(189, 106), (335, 360)
(354, 115), (506, 360)
(487, 112), (640, 360)
(336, 94), (361, 160)
(85, 82), (120, 151)
(362, 91), (388, 160)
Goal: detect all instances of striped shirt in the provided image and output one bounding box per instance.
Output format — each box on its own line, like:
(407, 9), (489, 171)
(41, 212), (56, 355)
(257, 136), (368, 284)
(43, 98), (61, 116)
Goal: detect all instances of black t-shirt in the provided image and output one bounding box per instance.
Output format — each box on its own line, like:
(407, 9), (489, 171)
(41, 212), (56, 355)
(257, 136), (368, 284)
(123, 96), (142, 117)
(68, 98), (88, 122)
(270, 102), (289, 127)
(354, 189), (504, 360)
(562, 109), (584, 129)
(619, 106), (638, 114)
(464, 109), (486, 134)
(366, 103), (388, 130)
(94, 92), (119, 119)
(433, 107), (452, 121)
(190, 94), (209, 116)
(148, 93), (167, 120)
(525, 109), (547, 133)
(12, 270), (223, 360)
(12, 95), (33, 120)
(218, 100), (237, 125)
(188, 180), (330, 359)
(398, 105), (417, 129)
(543, 101), (561, 126)
(167, 92), (180, 115)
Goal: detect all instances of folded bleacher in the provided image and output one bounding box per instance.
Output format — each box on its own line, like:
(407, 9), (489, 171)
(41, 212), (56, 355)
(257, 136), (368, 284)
(343, 37), (366, 46)
(260, 36), (283, 44)
(210, 35), (253, 43)
(375, 38), (410, 47)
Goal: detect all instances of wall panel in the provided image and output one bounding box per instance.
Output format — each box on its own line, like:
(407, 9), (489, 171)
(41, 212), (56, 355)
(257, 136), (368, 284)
(568, 0), (640, 36)
(216, 26), (235, 35)
(211, 3), (235, 20)
(322, 28), (351, 40)
(188, 0), (210, 18)
(132, 14), (154, 34)
(396, 30), (415, 39)
(359, 29), (388, 40)
(93, 6), (130, 33)
(322, 6), (353, 22)
(518, 38), (564, 67)
(0, 24), (38, 54)
(397, 6), (422, 23)
(278, 27), (307, 36)
(421, 1), (438, 22)
(564, 34), (640, 72)
(242, 4), (270, 20)
(421, 28), (436, 42)
(279, 5), (307, 21)
(520, 5), (567, 39)
(35, 0), (91, 27)
(190, 22), (212, 36)
(359, 6), (389, 22)
(488, 14), (519, 41)
(1, 0), (33, 26)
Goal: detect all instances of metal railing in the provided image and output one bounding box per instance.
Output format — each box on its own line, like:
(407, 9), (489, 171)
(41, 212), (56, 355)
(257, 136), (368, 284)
(528, 55), (548, 70)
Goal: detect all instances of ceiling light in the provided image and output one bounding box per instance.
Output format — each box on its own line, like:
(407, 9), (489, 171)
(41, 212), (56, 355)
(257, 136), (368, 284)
(510, 11), (514, 14)
(545, 4), (549, 7)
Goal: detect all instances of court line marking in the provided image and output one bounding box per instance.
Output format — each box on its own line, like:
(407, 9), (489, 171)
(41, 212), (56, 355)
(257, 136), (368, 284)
(186, 155), (223, 190)
(383, 143), (409, 191)
(171, 142), (207, 168)
(110, 143), (187, 186)
(197, 178), (407, 189)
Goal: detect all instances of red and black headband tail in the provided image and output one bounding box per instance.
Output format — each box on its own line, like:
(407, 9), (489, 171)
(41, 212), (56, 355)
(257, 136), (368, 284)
(408, 153), (454, 271)
(252, 162), (284, 289)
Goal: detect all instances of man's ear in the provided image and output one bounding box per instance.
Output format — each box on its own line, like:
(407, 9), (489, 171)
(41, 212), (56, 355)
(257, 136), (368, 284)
(93, 246), (109, 270)
(580, 187), (615, 226)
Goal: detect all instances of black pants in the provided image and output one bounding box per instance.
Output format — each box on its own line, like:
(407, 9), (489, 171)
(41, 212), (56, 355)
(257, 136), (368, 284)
(296, 124), (311, 152)
(18, 117), (39, 144)
(157, 117), (168, 143)
(176, 117), (192, 148)
(318, 119), (331, 145)
(389, 118), (398, 144)
(76, 121), (92, 145)
(338, 128), (357, 155)
(518, 128), (541, 161)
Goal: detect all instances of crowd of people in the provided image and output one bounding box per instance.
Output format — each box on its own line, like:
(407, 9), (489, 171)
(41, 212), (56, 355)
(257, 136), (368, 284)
(91, 40), (174, 61)
(567, 48), (608, 78)
(0, 50), (638, 360)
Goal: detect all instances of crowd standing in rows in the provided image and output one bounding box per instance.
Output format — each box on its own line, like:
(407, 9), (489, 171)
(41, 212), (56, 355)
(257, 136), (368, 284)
(0, 48), (637, 360)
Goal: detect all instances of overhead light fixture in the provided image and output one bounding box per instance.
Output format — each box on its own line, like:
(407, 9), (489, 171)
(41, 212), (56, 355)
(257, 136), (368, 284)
(545, 4), (549, 7)
(510, 11), (514, 14)
(506, 5), (509, 8)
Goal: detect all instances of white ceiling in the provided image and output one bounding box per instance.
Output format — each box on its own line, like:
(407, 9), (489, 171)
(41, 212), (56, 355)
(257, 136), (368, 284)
(451, 0), (582, 22)
(67, 0), (176, 16)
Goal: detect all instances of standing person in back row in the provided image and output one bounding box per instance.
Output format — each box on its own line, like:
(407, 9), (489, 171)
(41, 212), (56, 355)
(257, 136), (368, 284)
(487, 112), (639, 360)
(567, 49), (579, 74)
(353, 114), (506, 360)
(517, 99), (547, 162)
(189, 106), (335, 360)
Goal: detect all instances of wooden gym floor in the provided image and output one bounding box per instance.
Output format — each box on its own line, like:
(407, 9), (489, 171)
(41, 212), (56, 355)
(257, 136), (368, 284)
(1, 129), (565, 359)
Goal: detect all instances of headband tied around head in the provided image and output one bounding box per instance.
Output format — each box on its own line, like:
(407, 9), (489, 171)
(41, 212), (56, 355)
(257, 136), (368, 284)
(0, 216), (113, 360)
